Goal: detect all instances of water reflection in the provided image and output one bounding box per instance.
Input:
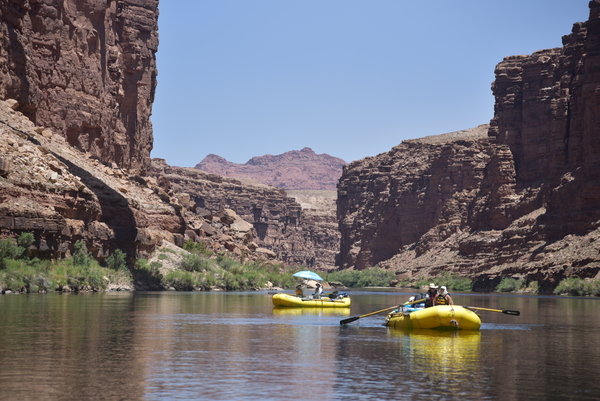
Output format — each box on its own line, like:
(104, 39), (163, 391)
(0, 293), (145, 400)
(1, 291), (600, 400)
(389, 330), (482, 397)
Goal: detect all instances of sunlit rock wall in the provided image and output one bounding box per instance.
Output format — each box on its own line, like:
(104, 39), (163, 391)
(0, 0), (158, 173)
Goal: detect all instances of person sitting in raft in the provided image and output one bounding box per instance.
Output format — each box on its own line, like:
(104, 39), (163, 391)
(434, 286), (453, 306)
(313, 283), (323, 299)
(295, 285), (304, 297)
(424, 283), (438, 308)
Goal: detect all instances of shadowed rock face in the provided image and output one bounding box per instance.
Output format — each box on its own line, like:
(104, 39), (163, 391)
(0, 99), (182, 263)
(0, 0), (158, 174)
(0, 99), (292, 272)
(196, 147), (347, 190)
(337, 1), (600, 292)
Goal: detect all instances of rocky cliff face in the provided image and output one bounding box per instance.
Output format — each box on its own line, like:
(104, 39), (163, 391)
(337, 1), (600, 291)
(0, 2), (339, 273)
(0, 98), (182, 262)
(0, 99), (286, 272)
(196, 147), (347, 190)
(151, 160), (340, 269)
(0, 0), (157, 174)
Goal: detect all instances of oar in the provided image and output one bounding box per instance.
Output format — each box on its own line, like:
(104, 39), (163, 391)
(340, 298), (426, 325)
(462, 306), (520, 316)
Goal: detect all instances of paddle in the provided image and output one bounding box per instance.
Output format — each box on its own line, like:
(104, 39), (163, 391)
(462, 306), (520, 316)
(340, 298), (427, 325)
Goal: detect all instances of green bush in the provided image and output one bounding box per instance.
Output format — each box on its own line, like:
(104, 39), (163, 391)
(324, 267), (396, 288)
(72, 240), (93, 267)
(64, 260), (107, 291)
(164, 270), (197, 291)
(526, 281), (539, 293)
(201, 272), (218, 288)
(181, 254), (214, 272)
(18, 232), (35, 248)
(0, 238), (26, 261)
(436, 272), (473, 291)
(222, 271), (241, 290)
(591, 281), (600, 297)
(413, 277), (432, 289)
(554, 276), (593, 296)
(133, 259), (163, 289)
(106, 249), (128, 271)
(183, 239), (213, 257)
(496, 278), (524, 292)
(217, 256), (245, 274)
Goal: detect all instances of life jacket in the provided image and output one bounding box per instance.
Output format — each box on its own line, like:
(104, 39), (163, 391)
(435, 293), (449, 305)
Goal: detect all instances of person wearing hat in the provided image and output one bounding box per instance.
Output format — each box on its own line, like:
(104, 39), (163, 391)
(313, 283), (323, 299)
(295, 284), (304, 297)
(424, 283), (438, 308)
(434, 286), (454, 306)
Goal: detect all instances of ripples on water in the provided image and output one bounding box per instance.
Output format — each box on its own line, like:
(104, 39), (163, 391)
(0, 291), (599, 400)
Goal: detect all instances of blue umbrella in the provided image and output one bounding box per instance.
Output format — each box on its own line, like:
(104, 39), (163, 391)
(293, 270), (324, 281)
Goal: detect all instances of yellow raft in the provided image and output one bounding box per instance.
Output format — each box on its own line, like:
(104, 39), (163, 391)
(272, 293), (351, 308)
(385, 305), (481, 330)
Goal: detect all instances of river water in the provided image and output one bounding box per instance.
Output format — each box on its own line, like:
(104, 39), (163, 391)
(0, 289), (599, 400)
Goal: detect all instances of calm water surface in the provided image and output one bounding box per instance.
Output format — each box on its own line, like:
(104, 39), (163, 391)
(1, 290), (599, 400)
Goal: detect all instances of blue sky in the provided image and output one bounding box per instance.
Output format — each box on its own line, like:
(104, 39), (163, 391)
(151, 1), (590, 167)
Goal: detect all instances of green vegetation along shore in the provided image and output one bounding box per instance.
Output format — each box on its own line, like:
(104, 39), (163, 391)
(1, 234), (597, 296)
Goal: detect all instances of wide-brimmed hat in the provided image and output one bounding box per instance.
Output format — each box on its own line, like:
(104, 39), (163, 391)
(429, 283), (438, 289)
(440, 286), (447, 293)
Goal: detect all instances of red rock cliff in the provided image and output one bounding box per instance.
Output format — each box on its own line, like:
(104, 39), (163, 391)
(196, 147), (347, 190)
(0, 0), (158, 174)
(337, 1), (600, 291)
(152, 159), (340, 269)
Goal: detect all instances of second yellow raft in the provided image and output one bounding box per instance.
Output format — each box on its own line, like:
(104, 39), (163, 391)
(272, 293), (351, 308)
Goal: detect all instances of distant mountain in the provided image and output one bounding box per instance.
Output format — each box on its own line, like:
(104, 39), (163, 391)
(195, 147), (347, 190)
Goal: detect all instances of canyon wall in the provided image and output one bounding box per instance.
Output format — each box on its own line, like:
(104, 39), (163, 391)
(0, 0), (157, 174)
(0, 2), (339, 271)
(151, 159), (340, 269)
(0, 99), (182, 263)
(337, 1), (600, 291)
(0, 98), (287, 272)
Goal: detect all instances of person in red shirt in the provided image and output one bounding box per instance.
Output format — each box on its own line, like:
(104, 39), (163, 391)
(424, 283), (438, 308)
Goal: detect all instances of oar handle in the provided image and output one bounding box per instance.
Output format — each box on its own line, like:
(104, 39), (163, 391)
(463, 306), (520, 316)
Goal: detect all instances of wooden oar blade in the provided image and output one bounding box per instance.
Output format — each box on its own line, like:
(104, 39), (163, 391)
(503, 310), (520, 316)
(340, 316), (360, 325)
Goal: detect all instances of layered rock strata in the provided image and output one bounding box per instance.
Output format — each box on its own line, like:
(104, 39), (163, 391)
(196, 147), (347, 190)
(337, 1), (600, 292)
(0, 0), (158, 174)
(0, 99), (180, 262)
(151, 160), (340, 269)
(0, 99), (279, 271)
